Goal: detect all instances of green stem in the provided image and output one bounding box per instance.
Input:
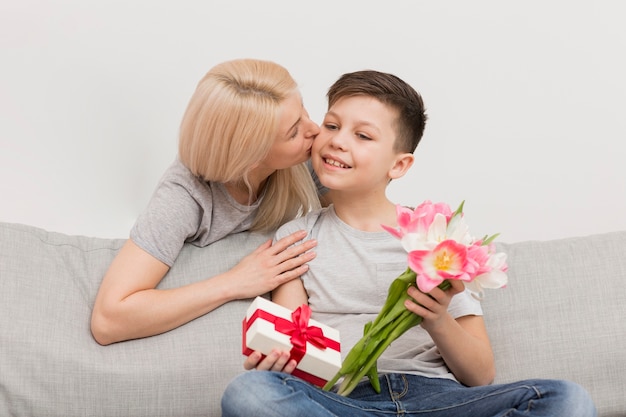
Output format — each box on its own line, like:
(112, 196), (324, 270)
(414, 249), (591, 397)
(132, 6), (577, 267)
(322, 279), (452, 395)
(337, 310), (422, 396)
(337, 323), (393, 390)
(370, 268), (415, 328)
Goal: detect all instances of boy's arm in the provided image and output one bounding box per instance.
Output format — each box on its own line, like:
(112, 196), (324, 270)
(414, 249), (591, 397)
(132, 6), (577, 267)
(271, 277), (308, 309)
(430, 314), (495, 386)
(405, 280), (495, 386)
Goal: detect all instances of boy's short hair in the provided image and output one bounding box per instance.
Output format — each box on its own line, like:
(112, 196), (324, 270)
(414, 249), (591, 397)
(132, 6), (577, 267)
(327, 70), (427, 154)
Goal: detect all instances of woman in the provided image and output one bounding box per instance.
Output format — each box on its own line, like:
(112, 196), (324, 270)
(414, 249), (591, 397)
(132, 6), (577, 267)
(91, 59), (321, 345)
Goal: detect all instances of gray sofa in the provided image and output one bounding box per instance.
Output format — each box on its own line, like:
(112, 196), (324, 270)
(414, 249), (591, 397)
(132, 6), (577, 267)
(1, 221), (624, 417)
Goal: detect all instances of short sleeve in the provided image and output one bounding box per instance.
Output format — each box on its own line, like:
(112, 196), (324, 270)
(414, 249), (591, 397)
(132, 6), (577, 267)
(131, 177), (204, 267)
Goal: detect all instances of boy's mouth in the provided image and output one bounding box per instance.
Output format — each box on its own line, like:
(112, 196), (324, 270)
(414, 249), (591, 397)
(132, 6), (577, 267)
(323, 157), (350, 169)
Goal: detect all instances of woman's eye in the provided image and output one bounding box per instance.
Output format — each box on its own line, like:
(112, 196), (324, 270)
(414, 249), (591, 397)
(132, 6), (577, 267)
(290, 128), (299, 139)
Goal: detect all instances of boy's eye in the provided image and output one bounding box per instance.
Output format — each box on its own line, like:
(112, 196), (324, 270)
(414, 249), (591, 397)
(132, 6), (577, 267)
(324, 124), (338, 131)
(357, 133), (372, 140)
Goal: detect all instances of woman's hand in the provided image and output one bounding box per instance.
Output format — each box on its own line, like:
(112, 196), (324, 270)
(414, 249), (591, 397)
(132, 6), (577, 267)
(243, 349), (297, 373)
(227, 230), (316, 299)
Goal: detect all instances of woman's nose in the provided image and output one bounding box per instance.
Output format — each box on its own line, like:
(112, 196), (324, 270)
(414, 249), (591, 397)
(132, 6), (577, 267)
(305, 118), (320, 138)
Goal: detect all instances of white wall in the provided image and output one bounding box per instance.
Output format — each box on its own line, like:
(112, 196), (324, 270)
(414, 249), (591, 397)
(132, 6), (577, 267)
(2, 0), (625, 242)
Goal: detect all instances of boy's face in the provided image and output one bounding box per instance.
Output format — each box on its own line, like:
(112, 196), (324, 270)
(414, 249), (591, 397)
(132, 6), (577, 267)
(312, 95), (407, 193)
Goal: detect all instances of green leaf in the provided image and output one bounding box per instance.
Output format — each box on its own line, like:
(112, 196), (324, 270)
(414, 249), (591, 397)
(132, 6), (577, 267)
(481, 233), (500, 245)
(451, 200), (465, 219)
(366, 361), (381, 394)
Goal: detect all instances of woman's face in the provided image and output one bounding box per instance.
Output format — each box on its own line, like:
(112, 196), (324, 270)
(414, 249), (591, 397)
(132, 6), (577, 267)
(259, 92), (320, 171)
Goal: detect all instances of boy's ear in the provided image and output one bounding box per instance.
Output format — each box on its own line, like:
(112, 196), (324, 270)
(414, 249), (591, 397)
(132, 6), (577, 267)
(389, 153), (414, 180)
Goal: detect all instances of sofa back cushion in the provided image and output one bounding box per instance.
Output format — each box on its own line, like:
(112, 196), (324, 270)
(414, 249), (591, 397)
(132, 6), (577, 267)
(485, 231), (626, 417)
(0, 222), (263, 417)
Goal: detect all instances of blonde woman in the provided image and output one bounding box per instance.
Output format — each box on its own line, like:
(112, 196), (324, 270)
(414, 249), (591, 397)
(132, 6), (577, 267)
(91, 59), (321, 345)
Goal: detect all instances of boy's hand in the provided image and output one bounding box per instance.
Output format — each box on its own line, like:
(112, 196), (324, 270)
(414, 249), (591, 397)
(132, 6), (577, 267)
(243, 349), (298, 373)
(404, 279), (465, 332)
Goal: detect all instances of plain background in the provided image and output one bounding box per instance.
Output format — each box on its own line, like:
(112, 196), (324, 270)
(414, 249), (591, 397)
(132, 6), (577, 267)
(1, 0), (625, 242)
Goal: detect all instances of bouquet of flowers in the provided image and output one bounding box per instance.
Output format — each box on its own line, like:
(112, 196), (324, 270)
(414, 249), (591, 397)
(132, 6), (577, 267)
(322, 200), (508, 396)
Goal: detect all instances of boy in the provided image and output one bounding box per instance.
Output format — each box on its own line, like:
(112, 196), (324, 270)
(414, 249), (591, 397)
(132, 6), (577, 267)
(221, 70), (596, 416)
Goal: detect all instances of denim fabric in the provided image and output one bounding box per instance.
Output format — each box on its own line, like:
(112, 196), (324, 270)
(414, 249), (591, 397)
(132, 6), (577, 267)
(221, 371), (597, 417)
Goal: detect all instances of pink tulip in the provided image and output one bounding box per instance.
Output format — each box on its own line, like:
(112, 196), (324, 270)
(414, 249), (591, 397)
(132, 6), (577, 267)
(408, 240), (471, 292)
(382, 201), (454, 240)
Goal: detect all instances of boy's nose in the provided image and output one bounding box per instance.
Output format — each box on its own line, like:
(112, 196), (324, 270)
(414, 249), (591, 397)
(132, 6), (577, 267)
(329, 131), (348, 150)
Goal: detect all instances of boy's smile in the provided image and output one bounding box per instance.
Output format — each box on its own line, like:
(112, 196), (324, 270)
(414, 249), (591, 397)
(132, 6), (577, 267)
(322, 156), (351, 169)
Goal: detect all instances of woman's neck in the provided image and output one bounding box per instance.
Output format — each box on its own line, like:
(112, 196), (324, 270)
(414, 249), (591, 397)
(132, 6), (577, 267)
(223, 175), (268, 206)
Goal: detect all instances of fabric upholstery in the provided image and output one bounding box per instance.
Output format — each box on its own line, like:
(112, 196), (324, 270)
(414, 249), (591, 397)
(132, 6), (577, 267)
(486, 232), (626, 417)
(1, 222), (624, 416)
(0, 222), (267, 416)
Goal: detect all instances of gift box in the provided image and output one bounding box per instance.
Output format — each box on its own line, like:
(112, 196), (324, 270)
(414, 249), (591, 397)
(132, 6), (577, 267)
(242, 296), (341, 387)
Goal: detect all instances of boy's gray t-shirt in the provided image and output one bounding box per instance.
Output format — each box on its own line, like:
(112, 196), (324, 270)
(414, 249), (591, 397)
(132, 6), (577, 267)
(274, 206), (483, 381)
(130, 158), (261, 266)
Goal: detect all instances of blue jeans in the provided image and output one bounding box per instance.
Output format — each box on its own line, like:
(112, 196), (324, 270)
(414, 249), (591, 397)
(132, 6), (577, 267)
(221, 371), (597, 417)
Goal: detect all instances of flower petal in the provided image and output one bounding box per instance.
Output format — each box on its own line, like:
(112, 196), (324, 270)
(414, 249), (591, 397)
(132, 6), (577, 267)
(474, 270), (508, 289)
(415, 274), (442, 293)
(427, 214), (449, 243)
(381, 224), (402, 239)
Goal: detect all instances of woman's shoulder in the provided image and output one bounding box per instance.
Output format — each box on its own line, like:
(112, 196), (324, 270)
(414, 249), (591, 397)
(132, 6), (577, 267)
(155, 158), (219, 202)
(160, 158), (202, 186)
(133, 159), (214, 245)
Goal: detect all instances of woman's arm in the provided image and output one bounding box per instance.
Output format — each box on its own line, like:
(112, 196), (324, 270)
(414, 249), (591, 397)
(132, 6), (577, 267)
(405, 281), (495, 386)
(90, 231), (316, 345)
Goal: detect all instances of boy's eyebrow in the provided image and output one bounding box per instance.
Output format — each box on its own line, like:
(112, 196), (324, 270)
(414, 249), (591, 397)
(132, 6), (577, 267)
(326, 111), (381, 133)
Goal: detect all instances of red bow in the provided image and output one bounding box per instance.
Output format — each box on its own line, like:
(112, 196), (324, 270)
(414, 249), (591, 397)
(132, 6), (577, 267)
(274, 305), (328, 355)
(243, 303), (339, 367)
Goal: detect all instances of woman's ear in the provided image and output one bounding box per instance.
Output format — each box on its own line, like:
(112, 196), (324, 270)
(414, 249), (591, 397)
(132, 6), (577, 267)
(389, 153), (414, 180)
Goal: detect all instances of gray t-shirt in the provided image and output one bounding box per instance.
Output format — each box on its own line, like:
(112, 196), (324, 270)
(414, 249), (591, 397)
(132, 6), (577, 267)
(130, 158), (261, 266)
(274, 206), (483, 381)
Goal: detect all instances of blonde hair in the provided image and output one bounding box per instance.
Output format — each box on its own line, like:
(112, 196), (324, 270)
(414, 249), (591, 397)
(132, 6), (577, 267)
(179, 59), (319, 231)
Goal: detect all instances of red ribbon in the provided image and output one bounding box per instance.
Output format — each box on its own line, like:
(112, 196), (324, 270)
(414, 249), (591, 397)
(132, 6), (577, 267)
(275, 305), (327, 362)
(244, 304), (340, 364)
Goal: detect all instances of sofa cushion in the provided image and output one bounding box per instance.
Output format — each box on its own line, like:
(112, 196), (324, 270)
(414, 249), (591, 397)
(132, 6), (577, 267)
(0, 222), (266, 417)
(485, 231), (626, 417)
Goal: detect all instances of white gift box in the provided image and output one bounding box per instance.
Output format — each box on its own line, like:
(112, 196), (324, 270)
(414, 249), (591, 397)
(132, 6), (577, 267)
(242, 296), (341, 387)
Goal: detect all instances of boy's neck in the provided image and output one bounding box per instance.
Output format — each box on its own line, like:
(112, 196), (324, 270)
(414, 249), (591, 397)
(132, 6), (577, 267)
(331, 192), (398, 232)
